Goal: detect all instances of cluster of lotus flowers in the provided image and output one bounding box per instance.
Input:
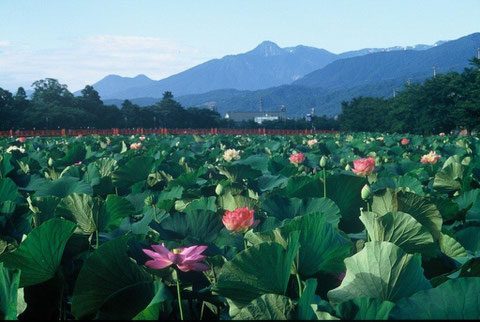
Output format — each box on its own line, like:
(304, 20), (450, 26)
(143, 207), (257, 272)
(223, 148), (241, 162)
(420, 151), (441, 164)
(130, 142), (142, 150)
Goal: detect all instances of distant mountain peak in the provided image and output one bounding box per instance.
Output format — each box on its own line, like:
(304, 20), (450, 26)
(249, 41), (284, 56)
(134, 74), (152, 80)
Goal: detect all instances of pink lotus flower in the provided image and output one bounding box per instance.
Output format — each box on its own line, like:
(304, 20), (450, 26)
(74, 161), (82, 165)
(77, 134), (83, 138)
(420, 151), (441, 164)
(17, 137), (26, 143)
(222, 207), (259, 233)
(439, 132), (446, 136)
(352, 157), (375, 176)
(130, 142), (142, 149)
(139, 136), (146, 141)
(289, 152), (305, 165)
(460, 129), (468, 136)
(401, 138), (410, 145)
(143, 244), (210, 272)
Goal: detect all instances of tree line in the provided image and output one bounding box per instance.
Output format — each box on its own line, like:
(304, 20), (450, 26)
(1, 57), (479, 134)
(0, 80), (230, 130)
(337, 58), (480, 134)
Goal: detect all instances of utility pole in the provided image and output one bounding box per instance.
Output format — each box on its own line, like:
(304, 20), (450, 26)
(432, 66), (437, 78)
(393, 88), (397, 98)
(259, 99), (263, 112)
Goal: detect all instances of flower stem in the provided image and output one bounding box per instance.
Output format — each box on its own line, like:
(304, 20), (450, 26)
(153, 205), (158, 222)
(323, 168), (327, 198)
(244, 238), (248, 250)
(200, 301), (205, 320)
(296, 273), (303, 298)
(176, 277), (184, 320)
(366, 202), (371, 242)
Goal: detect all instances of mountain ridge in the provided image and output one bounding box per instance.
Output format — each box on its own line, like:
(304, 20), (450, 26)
(89, 36), (452, 100)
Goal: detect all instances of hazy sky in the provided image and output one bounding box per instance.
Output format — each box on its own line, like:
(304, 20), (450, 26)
(1, 0), (479, 92)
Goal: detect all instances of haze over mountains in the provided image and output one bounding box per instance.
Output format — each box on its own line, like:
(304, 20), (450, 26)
(92, 32), (480, 117)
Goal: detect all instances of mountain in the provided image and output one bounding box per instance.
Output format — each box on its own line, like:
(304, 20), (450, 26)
(90, 38), (449, 100)
(173, 33), (479, 117)
(294, 33), (479, 89)
(82, 74), (155, 98)
(97, 41), (339, 99)
(337, 40), (447, 59)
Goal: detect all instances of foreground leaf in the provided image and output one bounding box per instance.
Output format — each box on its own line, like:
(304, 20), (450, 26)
(71, 236), (154, 319)
(327, 241), (431, 305)
(234, 294), (294, 320)
(0, 219), (76, 287)
(389, 277), (480, 319)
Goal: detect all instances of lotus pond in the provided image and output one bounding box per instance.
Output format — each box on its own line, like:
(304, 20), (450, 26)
(0, 133), (479, 320)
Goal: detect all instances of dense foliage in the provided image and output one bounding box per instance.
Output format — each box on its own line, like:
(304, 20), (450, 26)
(338, 58), (480, 134)
(0, 132), (479, 320)
(0, 82), (228, 130)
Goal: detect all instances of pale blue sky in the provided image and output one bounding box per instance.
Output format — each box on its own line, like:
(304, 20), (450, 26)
(1, 0), (479, 91)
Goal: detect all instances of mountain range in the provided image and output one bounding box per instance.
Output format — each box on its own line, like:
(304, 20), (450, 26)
(93, 32), (479, 117)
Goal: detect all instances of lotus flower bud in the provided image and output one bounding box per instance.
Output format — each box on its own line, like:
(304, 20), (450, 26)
(320, 156), (327, 168)
(179, 156), (186, 166)
(345, 164), (351, 171)
(215, 183), (225, 196)
(361, 184), (371, 200)
(48, 158), (54, 167)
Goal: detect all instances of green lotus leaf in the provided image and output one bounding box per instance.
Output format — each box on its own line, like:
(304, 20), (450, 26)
(0, 153), (15, 178)
(372, 176), (424, 196)
(296, 278), (319, 320)
(0, 219), (76, 287)
(360, 211), (436, 255)
(27, 196), (60, 226)
(261, 196), (341, 227)
(389, 277), (480, 319)
(233, 154), (270, 172)
(34, 176), (93, 198)
(104, 194), (136, 232)
(249, 212), (352, 276)
(372, 189), (442, 240)
(55, 193), (99, 235)
(454, 224), (480, 253)
(133, 281), (173, 320)
(218, 192), (258, 212)
(234, 294), (294, 320)
(71, 235), (154, 319)
(0, 178), (20, 204)
(335, 297), (395, 320)
(326, 173), (367, 233)
(217, 164), (262, 183)
(55, 143), (86, 167)
(439, 233), (468, 258)
(327, 241), (431, 305)
(256, 174), (289, 192)
(433, 161), (464, 194)
(454, 189), (480, 221)
(213, 231), (300, 314)
(112, 156), (154, 189)
(0, 263), (20, 320)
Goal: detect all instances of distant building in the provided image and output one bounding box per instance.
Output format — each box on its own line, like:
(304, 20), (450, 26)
(225, 110), (286, 124)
